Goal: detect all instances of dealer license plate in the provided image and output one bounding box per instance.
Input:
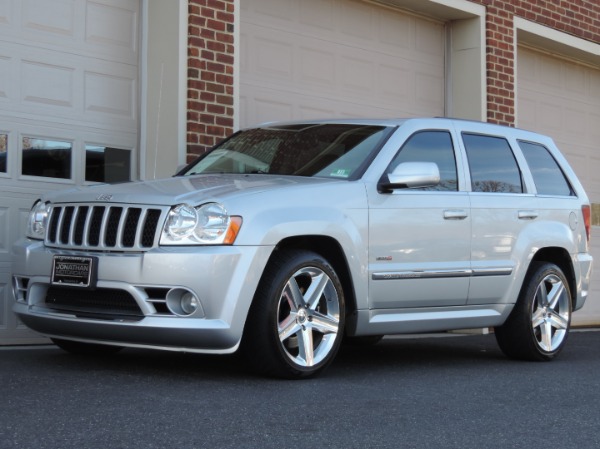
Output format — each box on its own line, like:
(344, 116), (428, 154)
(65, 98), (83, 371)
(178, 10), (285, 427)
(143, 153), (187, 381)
(51, 255), (97, 288)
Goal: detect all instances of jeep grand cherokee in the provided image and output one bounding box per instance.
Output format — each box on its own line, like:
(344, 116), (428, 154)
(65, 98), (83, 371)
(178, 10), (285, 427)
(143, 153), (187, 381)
(12, 118), (593, 378)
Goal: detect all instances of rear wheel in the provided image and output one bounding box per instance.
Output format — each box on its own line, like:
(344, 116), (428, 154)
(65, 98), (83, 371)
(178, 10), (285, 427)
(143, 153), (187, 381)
(495, 262), (571, 361)
(51, 338), (123, 355)
(241, 250), (345, 379)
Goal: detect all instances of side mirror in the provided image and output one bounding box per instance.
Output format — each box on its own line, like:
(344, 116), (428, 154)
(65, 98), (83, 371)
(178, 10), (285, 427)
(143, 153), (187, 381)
(379, 162), (440, 192)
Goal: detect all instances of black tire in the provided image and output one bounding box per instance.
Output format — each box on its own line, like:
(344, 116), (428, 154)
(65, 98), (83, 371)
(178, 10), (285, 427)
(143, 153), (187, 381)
(241, 250), (345, 379)
(51, 338), (123, 355)
(495, 262), (572, 361)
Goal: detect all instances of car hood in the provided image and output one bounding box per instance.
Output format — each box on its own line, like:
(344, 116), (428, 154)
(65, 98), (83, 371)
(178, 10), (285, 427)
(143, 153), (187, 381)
(41, 174), (345, 206)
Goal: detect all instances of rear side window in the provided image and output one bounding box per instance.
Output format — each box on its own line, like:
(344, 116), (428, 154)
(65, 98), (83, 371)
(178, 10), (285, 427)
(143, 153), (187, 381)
(387, 131), (458, 191)
(518, 141), (574, 196)
(463, 133), (523, 193)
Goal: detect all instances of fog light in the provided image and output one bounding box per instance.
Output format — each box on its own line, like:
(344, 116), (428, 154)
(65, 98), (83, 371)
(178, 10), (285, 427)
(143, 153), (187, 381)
(180, 292), (199, 314)
(166, 288), (203, 317)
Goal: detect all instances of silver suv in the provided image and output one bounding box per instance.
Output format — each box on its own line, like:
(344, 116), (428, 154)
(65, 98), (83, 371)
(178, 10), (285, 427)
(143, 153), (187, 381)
(12, 118), (593, 378)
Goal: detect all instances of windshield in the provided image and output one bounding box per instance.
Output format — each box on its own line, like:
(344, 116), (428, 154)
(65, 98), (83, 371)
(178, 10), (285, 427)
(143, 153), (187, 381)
(182, 124), (392, 179)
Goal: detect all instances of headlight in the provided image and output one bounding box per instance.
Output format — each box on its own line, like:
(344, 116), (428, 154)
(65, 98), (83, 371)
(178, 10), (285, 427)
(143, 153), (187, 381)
(26, 200), (51, 240)
(160, 202), (242, 245)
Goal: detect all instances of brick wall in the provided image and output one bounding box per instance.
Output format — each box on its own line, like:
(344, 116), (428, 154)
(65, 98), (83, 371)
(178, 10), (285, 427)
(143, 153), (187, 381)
(187, 0), (235, 161)
(470, 0), (600, 126)
(186, 0), (600, 157)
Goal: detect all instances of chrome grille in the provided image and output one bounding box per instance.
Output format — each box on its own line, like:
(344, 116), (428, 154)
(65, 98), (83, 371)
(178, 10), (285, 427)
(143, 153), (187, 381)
(46, 203), (166, 251)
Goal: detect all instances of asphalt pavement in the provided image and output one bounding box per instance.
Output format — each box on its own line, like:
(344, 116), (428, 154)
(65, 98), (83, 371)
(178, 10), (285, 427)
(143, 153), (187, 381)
(1, 329), (599, 449)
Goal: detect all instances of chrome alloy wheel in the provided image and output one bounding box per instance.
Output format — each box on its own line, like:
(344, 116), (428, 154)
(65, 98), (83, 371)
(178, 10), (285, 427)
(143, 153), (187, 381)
(530, 273), (570, 353)
(276, 266), (341, 368)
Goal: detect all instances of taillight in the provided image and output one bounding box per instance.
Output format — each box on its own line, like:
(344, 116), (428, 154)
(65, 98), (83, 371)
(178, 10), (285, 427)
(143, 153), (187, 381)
(582, 205), (591, 242)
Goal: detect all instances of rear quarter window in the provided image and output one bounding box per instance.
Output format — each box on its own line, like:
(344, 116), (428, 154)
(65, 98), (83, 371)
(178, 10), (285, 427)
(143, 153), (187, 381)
(518, 141), (574, 196)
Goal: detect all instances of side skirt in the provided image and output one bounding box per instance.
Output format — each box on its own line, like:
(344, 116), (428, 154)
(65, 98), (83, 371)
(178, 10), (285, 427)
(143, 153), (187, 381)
(348, 304), (513, 336)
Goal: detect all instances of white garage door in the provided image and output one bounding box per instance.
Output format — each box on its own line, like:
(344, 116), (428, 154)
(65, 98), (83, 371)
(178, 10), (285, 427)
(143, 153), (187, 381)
(240, 0), (446, 128)
(518, 45), (600, 326)
(0, 0), (140, 343)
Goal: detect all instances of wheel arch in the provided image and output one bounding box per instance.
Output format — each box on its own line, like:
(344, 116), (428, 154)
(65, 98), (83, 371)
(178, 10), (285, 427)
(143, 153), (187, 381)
(529, 246), (577, 308)
(271, 235), (358, 321)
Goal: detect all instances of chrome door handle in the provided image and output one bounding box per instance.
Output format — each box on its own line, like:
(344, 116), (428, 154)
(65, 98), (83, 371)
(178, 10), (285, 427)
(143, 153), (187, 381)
(443, 210), (468, 220)
(518, 210), (539, 220)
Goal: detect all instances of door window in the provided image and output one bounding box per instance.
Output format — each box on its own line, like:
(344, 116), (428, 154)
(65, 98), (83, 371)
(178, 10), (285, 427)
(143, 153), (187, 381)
(387, 131), (458, 191)
(462, 133), (522, 193)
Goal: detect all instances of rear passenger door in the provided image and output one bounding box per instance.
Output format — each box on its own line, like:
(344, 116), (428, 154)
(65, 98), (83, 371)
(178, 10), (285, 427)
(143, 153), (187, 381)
(457, 126), (538, 305)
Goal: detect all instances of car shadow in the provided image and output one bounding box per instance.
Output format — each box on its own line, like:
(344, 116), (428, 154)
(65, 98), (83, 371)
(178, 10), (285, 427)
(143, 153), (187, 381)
(33, 333), (510, 382)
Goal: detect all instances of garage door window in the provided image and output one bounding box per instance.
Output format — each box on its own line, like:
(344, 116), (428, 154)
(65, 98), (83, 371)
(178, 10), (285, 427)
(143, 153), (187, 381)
(22, 137), (71, 179)
(85, 145), (131, 183)
(518, 141), (574, 197)
(0, 134), (6, 173)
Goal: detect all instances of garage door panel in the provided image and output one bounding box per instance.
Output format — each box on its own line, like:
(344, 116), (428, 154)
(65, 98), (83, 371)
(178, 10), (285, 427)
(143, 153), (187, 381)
(518, 45), (600, 325)
(241, 0), (445, 127)
(379, 64), (413, 103)
(0, 55), (9, 100)
(85, 0), (138, 53)
(416, 71), (445, 112)
(588, 155), (600, 200)
(299, 48), (335, 89)
(247, 0), (297, 22)
(0, 0), (138, 64)
(0, 0), (139, 343)
(249, 95), (294, 124)
(23, 0), (76, 37)
(299, 0), (335, 30)
(415, 17), (445, 58)
(84, 70), (136, 119)
(564, 65), (587, 97)
(0, 206), (8, 254)
(22, 60), (74, 108)
(0, 42), (137, 133)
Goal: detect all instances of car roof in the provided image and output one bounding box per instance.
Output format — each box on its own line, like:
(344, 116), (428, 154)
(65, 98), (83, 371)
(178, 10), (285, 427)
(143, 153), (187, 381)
(252, 117), (552, 140)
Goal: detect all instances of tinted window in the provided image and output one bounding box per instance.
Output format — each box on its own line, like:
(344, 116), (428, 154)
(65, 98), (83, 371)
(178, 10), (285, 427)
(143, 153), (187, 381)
(463, 133), (522, 193)
(518, 141), (574, 196)
(387, 131), (458, 191)
(183, 124), (391, 180)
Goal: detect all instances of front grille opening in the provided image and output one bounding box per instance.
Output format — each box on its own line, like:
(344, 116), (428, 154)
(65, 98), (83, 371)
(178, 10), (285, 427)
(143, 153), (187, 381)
(89, 206), (105, 246)
(45, 204), (164, 251)
(45, 286), (143, 319)
(13, 276), (30, 302)
(144, 287), (172, 315)
(122, 208), (142, 247)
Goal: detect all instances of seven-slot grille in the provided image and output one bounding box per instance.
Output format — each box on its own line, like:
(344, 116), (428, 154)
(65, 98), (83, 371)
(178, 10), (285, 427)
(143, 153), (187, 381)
(46, 204), (166, 251)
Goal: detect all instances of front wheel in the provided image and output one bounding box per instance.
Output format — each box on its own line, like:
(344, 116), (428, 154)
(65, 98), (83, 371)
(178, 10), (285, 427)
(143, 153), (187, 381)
(495, 262), (572, 361)
(241, 250), (345, 379)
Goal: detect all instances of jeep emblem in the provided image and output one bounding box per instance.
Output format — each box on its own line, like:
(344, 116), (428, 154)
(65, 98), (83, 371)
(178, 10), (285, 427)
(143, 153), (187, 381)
(96, 194), (113, 201)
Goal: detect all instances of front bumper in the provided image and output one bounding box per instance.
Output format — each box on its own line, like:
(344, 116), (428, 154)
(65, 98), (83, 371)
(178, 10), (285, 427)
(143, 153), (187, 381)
(12, 239), (273, 353)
